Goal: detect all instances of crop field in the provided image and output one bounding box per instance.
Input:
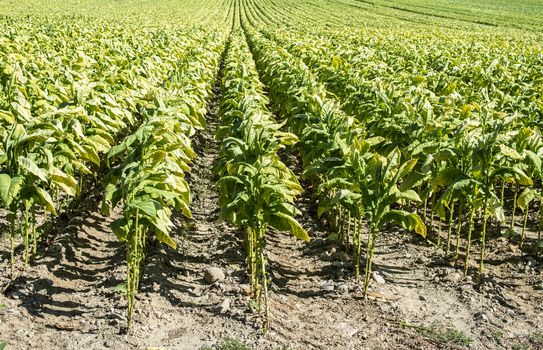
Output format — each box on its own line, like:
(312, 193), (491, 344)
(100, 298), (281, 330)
(0, 0), (542, 349)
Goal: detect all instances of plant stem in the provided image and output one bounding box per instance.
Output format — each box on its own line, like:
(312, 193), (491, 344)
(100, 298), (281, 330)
(260, 249), (269, 328)
(428, 192), (435, 237)
(520, 208), (529, 248)
(446, 203), (455, 255)
(247, 226), (257, 298)
(354, 216), (362, 278)
(127, 209), (139, 329)
(510, 183), (519, 231)
(55, 186), (60, 212)
(10, 215), (15, 279)
(538, 200), (542, 256)
(363, 227), (376, 299)
(455, 201), (465, 259)
(464, 206), (476, 276)
(23, 203), (30, 267)
(500, 180), (505, 206)
(436, 217), (442, 249)
(423, 195), (428, 222)
(31, 204), (37, 255)
(479, 201), (488, 275)
(43, 210), (48, 243)
(337, 207), (343, 243)
(346, 211), (351, 251)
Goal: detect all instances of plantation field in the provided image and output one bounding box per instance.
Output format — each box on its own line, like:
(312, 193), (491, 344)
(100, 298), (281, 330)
(1, 0), (542, 349)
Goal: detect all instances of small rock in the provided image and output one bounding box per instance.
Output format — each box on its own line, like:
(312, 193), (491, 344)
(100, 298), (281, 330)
(337, 283), (349, 293)
(372, 271), (386, 284)
(214, 298), (230, 314)
(320, 280), (335, 291)
(415, 257), (426, 264)
(104, 340), (113, 348)
(474, 311), (489, 322)
(204, 267), (225, 284)
(335, 322), (358, 337)
(443, 271), (463, 284)
(419, 295), (427, 301)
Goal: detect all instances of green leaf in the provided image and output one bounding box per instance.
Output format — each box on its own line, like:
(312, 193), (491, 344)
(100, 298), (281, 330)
(364, 136), (385, 146)
(0, 174), (23, 208)
(18, 156), (48, 182)
(396, 158), (418, 179)
(524, 150), (542, 176)
(493, 206), (506, 222)
(511, 167), (533, 186)
(317, 189), (362, 217)
(50, 167), (79, 197)
(396, 189), (422, 203)
(150, 208), (177, 249)
(111, 217), (128, 241)
(155, 230), (177, 249)
(127, 199), (159, 218)
(399, 172), (426, 191)
(382, 210), (426, 238)
(85, 134), (110, 153)
(12, 101), (31, 120)
(0, 110), (15, 124)
(81, 145), (101, 166)
(499, 144), (523, 160)
(273, 212), (310, 242)
(518, 188), (537, 211)
(35, 187), (57, 215)
(431, 167), (464, 191)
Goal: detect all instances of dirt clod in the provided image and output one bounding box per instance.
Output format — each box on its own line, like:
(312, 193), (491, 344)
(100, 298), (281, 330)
(204, 267), (225, 284)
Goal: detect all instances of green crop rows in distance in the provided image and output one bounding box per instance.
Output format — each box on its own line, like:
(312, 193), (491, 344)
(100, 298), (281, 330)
(1, 0), (542, 331)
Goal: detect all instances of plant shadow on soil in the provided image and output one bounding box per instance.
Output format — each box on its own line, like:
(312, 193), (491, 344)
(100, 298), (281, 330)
(1, 184), (127, 323)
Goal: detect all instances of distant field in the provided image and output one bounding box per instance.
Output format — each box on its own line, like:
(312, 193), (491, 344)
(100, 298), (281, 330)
(368, 0), (543, 30)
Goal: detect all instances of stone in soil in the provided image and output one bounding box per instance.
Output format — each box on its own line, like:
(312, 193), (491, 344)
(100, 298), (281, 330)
(204, 267), (225, 284)
(372, 271), (386, 284)
(214, 298), (231, 314)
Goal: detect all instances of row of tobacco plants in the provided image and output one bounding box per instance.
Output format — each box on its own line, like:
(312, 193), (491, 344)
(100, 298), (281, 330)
(242, 0), (543, 279)
(261, 19), (543, 273)
(101, 32), (226, 326)
(242, 7), (427, 297)
(214, 28), (309, 324)
(0, 13), (229, 327)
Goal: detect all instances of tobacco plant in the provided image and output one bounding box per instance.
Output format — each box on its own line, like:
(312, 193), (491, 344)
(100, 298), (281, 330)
(215, 31), (308, 324)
